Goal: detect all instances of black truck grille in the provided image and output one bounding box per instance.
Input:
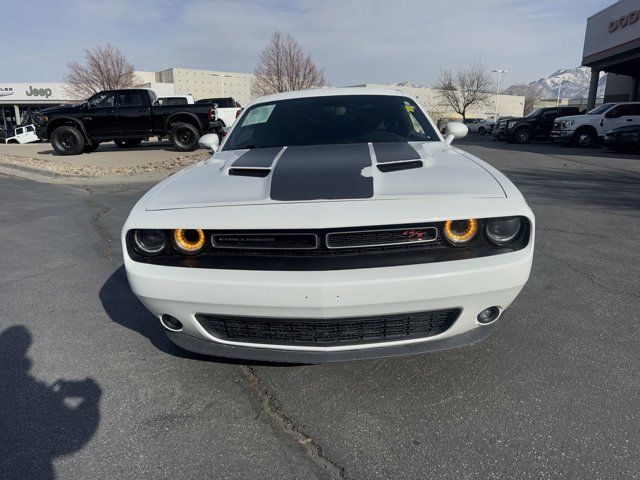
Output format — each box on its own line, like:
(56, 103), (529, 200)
(196, 308), (461, 346)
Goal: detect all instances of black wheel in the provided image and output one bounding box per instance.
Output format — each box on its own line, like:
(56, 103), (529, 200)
(51, 126), (85, 155)
(514, 127), (532, 144)
(573, 128), (596, 147)
(83, 141), (100, 153)
(114, 138), (143, 148)
(170, 122), (200, 151)
(478, 127), (486, 135)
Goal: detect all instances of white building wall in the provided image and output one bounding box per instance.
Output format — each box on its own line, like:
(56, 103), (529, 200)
(161, 68), (254, 106)
(355, 84), (525, 121)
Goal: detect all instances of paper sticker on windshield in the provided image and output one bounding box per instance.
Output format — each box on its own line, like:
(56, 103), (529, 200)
(404, 104), (415, 113)
(242, 104), (276, 126)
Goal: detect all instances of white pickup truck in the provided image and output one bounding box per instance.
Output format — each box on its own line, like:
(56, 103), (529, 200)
(551, 102), (640, 147)
(195, 97), (242, 128)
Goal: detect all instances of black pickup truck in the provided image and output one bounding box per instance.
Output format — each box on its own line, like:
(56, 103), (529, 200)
(494, 106), (582, 144)
(39, 89), (221, 155)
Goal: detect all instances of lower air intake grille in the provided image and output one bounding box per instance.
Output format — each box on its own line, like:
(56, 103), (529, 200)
(196, 308), (461, 346)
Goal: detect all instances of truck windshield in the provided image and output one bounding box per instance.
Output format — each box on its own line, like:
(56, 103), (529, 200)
(526, 109), (542, 118)
(588, 103), (614, 115)
(223, 95), (438, 150)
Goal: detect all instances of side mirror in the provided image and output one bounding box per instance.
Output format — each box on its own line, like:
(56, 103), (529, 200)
(444, 122), (468, 145)
(198, 133), (220, 152)
(82, 101), (89, 110)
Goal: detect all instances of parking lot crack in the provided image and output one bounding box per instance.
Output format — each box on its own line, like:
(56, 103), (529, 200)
(239, 365), (351, 480)
(82, 186), (116, 262)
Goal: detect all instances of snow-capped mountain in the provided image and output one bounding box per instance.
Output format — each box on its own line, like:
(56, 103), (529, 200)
(505, 67), (607, 99)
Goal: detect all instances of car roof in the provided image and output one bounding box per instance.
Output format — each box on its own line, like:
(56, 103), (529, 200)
(253, 87), (405, 104)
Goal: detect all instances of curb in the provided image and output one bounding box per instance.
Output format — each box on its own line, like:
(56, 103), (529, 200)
(0, 161), (175, 185)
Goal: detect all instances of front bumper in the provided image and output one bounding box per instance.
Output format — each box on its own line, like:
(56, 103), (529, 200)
(550, 129), (573, 144)
(124, 247), (533, 362)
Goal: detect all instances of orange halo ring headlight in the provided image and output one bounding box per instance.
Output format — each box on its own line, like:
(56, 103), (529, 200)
(443, 219), (478, 246)
(172, 228), (205, 254)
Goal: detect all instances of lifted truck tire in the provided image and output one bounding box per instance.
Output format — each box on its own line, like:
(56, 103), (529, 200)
(114, 138), (143, 148)
(170, 122), (200, 151)
(51, 126), (85, 155)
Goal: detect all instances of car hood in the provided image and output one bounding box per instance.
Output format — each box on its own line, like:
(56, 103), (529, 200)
(554, 114), (588, 122)
(145, 142), (506, 211)
(40, 104), (84, 116)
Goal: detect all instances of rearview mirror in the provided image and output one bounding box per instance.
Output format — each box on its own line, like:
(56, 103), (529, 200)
(444, 122), (468, 145)
(198, 133), (220, 153)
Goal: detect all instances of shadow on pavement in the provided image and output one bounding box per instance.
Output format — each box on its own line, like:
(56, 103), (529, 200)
(99, 266), (298, 366)
(0, 326), (102, 480)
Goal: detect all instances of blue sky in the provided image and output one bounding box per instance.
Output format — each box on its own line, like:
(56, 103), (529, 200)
(1, 0), (614, 87)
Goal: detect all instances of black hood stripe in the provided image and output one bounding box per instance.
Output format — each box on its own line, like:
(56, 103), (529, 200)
(233, 147), (282, 167)
(270, 144), (373, 201)
(373, 142), (421, 163)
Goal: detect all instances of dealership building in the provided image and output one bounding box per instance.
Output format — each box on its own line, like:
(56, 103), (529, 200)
(583, 0), (640, 109)
(0, 83), (74, 130)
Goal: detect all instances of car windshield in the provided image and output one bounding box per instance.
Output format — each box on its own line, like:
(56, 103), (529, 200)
(223, 94), (439, 150)
(526, 109), (542, 118)
(588, 103), (615, 115)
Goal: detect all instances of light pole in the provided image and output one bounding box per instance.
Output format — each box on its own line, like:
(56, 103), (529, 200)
(556, 80), (564, 107)
(492, 69), (508, 120)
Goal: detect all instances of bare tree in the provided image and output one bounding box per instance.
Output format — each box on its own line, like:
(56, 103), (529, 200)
(64, 43), (141, 100)
(252, 31), (327, 96)
(435, 62), (493, 121)
(505, 83), (543, 115)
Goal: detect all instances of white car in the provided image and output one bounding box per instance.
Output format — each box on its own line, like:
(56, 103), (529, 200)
(551, 102), (640, 147)
(4, 124), (39, 144)
(122, 88), (534, 363)
(463, 118), (491, 134)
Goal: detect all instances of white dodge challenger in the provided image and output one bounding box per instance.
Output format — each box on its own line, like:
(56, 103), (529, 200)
(122, 87), (534, 363)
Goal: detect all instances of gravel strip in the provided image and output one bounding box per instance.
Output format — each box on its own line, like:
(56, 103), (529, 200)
(0, 151), (209, 176)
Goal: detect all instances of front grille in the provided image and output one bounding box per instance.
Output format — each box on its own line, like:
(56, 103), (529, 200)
(196, 308), (461, 346)
(326, 227), (437, 249)
(212, 233), (318, 250)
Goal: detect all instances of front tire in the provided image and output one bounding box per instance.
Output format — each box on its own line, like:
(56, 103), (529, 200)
(573, 128), (596, 147)
(170, 122), (200, 151)
(513, 127), (532, 144)
(51, 126), (85, 155)
(478, 127), (486, 135)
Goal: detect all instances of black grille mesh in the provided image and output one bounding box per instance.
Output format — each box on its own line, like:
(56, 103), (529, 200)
(196, 308), (460, 346)
(327, 227), (436, 249)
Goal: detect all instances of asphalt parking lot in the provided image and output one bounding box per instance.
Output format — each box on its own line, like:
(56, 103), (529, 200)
(1, 137), (639, 479)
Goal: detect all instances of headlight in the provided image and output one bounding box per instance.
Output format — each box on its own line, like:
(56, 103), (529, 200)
(173, 228), (205, 254)
(507, 121), (517, 129)
(133, 229), (166, 255)
(561, 120), (574, 129)
(485, 217), (522, 245)
(443, 219), (478, 246)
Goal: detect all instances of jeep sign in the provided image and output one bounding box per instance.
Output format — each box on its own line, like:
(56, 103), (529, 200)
(26, 86), (53, 98)
(0, 83), (72, 103)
